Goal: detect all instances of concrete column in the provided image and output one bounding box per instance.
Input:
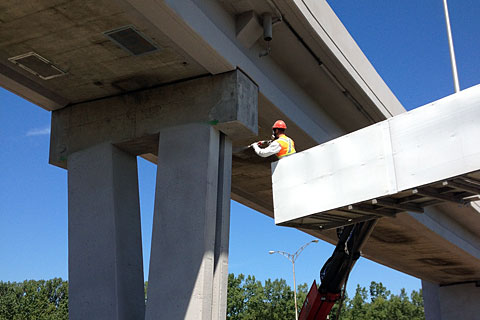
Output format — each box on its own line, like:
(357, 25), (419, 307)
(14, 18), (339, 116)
(146, 123), (232, 320)
(68, 143), (145, 320)
(422, 280), (441, 320)
(422, 280), (480, 320)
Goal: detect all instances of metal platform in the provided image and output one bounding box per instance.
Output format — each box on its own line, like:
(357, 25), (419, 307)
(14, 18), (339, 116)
(280, 172), (480, 231)
(272, 84), (480, 231)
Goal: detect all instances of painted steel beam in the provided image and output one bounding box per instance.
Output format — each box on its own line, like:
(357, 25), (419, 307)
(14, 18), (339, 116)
(272, 84), (480, 225)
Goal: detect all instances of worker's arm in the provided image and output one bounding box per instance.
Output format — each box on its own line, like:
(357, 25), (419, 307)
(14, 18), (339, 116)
(251, 140), (281, 157)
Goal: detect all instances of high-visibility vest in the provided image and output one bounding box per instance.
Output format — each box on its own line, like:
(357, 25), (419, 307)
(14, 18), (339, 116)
(276, 134), (296, 158)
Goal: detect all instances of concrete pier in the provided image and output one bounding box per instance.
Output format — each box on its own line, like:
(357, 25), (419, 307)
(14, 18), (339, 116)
(53, 70), (258, 319)
(146, 124), (232, 319)
(422, 280), (480, 320)
(68, 143), (145, 320)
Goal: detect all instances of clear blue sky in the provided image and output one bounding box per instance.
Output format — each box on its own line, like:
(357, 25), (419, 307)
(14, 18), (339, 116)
(1, 1), (480, 298)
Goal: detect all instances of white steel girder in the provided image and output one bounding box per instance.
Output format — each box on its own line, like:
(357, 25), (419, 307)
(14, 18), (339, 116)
(272, 84), (480, 230)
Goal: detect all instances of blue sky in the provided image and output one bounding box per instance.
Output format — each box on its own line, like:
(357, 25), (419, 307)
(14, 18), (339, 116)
(1, 1), (480, 298)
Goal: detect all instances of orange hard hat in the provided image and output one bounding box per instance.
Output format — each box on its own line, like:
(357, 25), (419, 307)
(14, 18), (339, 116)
(272, 120), (287, 129)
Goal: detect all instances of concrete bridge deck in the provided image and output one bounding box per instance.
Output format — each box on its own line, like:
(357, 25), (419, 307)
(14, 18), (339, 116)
(1, 0), (479, 319)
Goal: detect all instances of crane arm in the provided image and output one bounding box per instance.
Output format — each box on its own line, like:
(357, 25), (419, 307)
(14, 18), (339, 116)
(299, 219), (378, 320)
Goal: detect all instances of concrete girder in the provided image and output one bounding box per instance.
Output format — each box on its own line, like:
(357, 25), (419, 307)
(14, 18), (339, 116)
(49, 69), (258, 168)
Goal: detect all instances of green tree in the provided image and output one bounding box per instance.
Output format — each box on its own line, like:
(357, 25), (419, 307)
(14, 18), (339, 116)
(410, 289), (425, 320)
(0, 277), (424, 319)
(263, 278), (295, 320)
(0, 281), (19, 319)
(342, 282), (424, 320)
(144, 281), (148, 303)
(369, 282), (390, 302)
(365, 296), (389, 320)
(0, 278), (68, 320)
(227, 273), (246, 320)
(226, 273), (307, 320)
(386, 288), (425, 320)
(242, 275), (265, 319)
(349, 284), (368, 320)
(362, 281), (390, 320)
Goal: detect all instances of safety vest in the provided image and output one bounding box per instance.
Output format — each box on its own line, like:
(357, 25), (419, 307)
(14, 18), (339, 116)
(276, 134), (296, 158)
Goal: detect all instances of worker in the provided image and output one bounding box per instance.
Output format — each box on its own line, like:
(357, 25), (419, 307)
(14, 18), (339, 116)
(251, 120), (296, 158)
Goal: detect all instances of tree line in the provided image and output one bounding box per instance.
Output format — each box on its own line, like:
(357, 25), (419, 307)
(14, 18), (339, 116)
(227, 274), (424, 320)
(0, 278), (68, 320)
(0, 275), (424, 319)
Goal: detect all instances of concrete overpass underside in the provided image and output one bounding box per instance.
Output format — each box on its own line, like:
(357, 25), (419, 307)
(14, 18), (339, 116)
(2, 0), (479, 319)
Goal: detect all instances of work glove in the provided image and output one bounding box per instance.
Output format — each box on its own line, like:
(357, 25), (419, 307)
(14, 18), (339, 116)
(258, 140), (272, 148)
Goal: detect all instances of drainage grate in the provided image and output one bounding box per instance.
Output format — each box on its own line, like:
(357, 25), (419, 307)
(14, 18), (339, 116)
(8, 52), (66, 80)
(104, 26), (159, 56)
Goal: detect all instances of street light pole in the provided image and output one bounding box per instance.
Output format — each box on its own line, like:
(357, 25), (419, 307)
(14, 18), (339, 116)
(442, 0), (460, 93)
(269, 239), (319, 320)
(292, 258), (298, 320)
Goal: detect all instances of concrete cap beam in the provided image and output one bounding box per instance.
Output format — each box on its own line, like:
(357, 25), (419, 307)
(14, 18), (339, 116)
(49, 69), (258, 168)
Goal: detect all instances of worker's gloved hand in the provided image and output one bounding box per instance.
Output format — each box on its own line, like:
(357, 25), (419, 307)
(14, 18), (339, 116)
(257, 140), (271, 148)
(250, 142), (261, 153)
